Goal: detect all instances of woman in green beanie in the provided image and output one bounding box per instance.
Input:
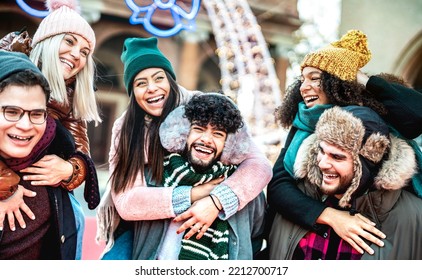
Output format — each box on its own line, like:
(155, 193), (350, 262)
(96, 37), (272, 259)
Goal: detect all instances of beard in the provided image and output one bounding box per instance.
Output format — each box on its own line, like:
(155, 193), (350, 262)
(319, 171), (354, 197)
(184, 144), (219, 173)
(319, 182), (350, 196)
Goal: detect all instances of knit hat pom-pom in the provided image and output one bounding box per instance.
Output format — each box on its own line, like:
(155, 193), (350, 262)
(46, 0), (81, 13)
(300, 29), (371, 81)
(332, 30), (370, 55)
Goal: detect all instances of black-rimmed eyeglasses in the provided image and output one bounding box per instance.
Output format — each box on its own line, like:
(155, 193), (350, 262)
(1, 105), (47, 125)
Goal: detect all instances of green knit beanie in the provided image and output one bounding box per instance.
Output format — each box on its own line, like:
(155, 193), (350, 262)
(121, 37), (176, 96)
(0, 50), (43, 81)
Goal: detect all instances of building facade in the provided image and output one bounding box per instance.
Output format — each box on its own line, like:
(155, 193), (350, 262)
(0, 0), (301, 166)
(339, 0), (422, 145)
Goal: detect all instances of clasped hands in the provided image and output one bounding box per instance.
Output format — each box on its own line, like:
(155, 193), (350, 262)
(173, 177), (224, 240)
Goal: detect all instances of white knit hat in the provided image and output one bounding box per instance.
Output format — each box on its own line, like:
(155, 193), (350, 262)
(32, 0), (96, 50)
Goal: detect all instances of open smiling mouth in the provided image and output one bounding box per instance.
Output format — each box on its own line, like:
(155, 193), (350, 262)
(322, 173), (339, 180)
(193, 143), (215, 155)
(60, 58), (74, 69)
(9, 134), (32, 142)
(304, 96), (318, 103)
(147, 95), (165, 104)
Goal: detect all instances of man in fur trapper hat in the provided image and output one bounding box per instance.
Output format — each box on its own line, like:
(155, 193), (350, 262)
(270, 105), (422, 259)
(102, 92), (266, 260)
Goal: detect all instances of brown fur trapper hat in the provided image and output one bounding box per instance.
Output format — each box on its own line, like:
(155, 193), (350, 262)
(295, 106), (417, 208)
(159, 92), (251, 165)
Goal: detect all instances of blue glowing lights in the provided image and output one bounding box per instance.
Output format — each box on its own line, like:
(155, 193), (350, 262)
(125, 0), (201, 37)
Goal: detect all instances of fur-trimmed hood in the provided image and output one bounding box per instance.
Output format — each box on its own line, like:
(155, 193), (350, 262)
(294, 106), (417, 208)
(159, 93), (251, 165)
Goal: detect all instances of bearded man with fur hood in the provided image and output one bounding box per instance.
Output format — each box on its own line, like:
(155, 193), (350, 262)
(101, 92), (266, 260)
(269, 105), (422, 260)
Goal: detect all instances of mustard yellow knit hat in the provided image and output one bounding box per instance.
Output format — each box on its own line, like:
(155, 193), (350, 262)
(301, 30), (371, 81)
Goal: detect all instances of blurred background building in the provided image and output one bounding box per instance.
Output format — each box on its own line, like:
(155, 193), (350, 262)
(1, 0), (303, 167)
(2, 0), (421, 167)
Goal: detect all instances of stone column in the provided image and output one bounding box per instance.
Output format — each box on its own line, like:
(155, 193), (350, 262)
(274, 43), (293, 97)
(177, 29), (209, 90)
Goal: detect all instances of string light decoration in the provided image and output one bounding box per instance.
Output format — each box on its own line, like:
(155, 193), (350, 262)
(203, 0), (283, 157)
(16, 0), (284, 158)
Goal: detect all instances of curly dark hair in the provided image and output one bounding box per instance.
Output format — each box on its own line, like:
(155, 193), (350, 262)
(275, 71), (387, 129)
(184, 93), (244, 134)
(375, 72), (412, 88)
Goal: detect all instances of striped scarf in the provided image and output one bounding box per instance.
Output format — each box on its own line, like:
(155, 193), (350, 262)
(162, 153), (237, 260)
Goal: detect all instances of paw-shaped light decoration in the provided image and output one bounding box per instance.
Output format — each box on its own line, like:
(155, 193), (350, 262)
(125, 0), (201, 37)
(16, 0), (49, 17)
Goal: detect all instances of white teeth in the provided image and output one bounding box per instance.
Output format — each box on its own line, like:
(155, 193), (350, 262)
(195, 146), (213, 154)
(60, 58), (74, 69)
(323, 173), (338, 179)
(147, 95), (164, 103)
(193, 143), (214, 154)
(305, 96), (318, 102)
(10, 134), (31, 141)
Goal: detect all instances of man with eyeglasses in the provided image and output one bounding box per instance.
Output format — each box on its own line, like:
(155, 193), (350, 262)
(0, 50), (78, 259)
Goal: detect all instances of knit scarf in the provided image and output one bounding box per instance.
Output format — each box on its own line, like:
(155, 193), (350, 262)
(162, 153), (237, 260)
(284, 102), (334, 177)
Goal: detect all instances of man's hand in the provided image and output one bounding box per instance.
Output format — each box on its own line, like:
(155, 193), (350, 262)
(0, 185), (36, 231)
(318, 207), (386, 255)
(20, 155), (73, 186)
(173, 196), (220, 240)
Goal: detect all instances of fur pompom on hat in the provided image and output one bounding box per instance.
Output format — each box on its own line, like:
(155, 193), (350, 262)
(301, 30), (371, 81)
(295, 106), (417, 208)
(32, 0), (96, 50)
(121, 37), (175, 96)
(159, 92), (250, 165)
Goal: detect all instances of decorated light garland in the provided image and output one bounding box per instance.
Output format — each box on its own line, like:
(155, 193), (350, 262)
(203, 0), (283, 156)
(16, 0), (284, 157)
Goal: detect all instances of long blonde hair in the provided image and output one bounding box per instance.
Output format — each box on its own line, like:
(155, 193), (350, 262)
(30, 34), (102, 125)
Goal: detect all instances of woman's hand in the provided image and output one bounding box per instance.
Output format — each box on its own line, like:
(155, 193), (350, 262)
(357, 70), (370, 86)
(173, 196), (220, 240)
(318, 207), (386, 255)
(20, 155), (73, 186)
(0, 185), (36, 231)
(191, 177), (224, 203)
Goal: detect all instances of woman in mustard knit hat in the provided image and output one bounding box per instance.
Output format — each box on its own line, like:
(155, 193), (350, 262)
(266, 29), (422, 259)
(0, 0), (101, 260)
(95, 37), (272, 259)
